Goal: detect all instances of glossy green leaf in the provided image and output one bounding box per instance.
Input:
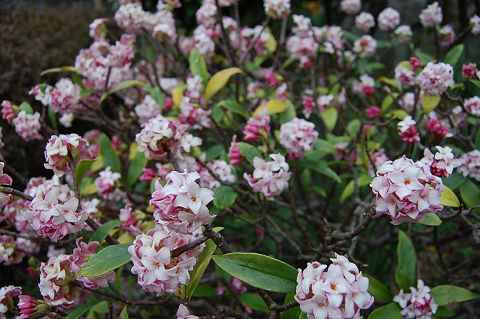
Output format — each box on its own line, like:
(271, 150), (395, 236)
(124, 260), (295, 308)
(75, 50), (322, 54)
(126, 148), (148, 188)
(213, 186), (238, 208)
(89, 220), (123, 251)
(416, 51), (435, 63)
(378, 77), (402, 92)
(190, 48), (210, 86)
(81, 183), (98, 196)
(281, 293), (301, 319)
(48, 106), (58, 132)
(396, 230), (417, 290)
(439, 186), (460, 207)
(342, 30), (359, 42)
(395, 265), (414, 291)
(459, 180), (480, 208)
(443, 172), (467, 190)
(239, 293), (270, 312)
(340, 174), (373, 203)
(120, 307), (129, 319)
(76, 243), (132, 278)
(422, 94), (441, 113)
(432, 306), (456, 318)
(99, 133), (121, 173)
(280, 100), (297, 125)
(65, 300), (104, 319)
(71, 72), (85, 89)
(150, 86), (165, 107)
(364, 274), (394, 302)
(443, 44), (464, 66)
(314, 139), (338, 154)
(205, 67), (242, 102)
(298, 159), (341, 183)
(431, 285), (476, 306)
(367, 302), (402, 319)
(100, 80), (148, 102)
(236, 142), (262, 165)
(322, 107), (338, 131)
(191, 284), (218, 297)
(417, 213), (442, 226)
(41, 66), (83, 76)
(470, 79), (480, 89)
(390, 109), (409, 120)
(19, 101), (33, 114)
(347, 119), (361, 137)
(186, 239), (217, 300)
(75, 159), (98, 191)
(218, 100), (249, 120)
(212, 253), (298, 293)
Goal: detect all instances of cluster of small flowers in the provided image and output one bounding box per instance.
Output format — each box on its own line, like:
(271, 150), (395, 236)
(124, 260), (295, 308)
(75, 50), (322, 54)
(244, 154), (291, 197)
(243, 109), (271, 141)
(264, 0), (291, 19)
(377, 7), (401, 31)
(128, 227), (204, 296)
(286, 15), (319, 68)
(470, 14), (480, 35)
(49, 78), (82, 114)
(150, 170), (215, 234)
(280, 117), (319, 158)
(353, 35), (377, 58)
(394, 25), (413, 44)
(314, 25), (346, 54)
(425, 116), (450, 138)
(439, 24), (455, 47)
(0, 235), (39, 265)
(457, 150), (480, 181)
(94, 166), (123, 199)
(368, 149), (389, 177)
(179, 96), (213, 130)
(340, 0), (361, 15)
(397, 116), (420, 143)
(295, 253), (374, 319)
(134, 94), (162, 124)
(419, 1), (442, 28)
(370, 156), (445, 225)
(352, 74), (375, 97)
(416, 62), (455, 96)
(0, 285), (21, 317)
(355, 12), (375, 33)
(44, 134), (92, 176)
(393, 280), (438, 319)
(135, 114), (202, 160)
(199, 160), (236, 189)
(228, 135), (244, 166)
(464, 96), (480, 115)
(395, 66), (416, 87)
(119, 203), (144, 236)
(400, 93), (419, 112)
(421, 146), (461, 178)
(12, 111), (43, 142)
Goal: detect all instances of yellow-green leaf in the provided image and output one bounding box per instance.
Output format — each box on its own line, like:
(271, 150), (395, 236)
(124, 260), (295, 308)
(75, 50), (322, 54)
(41, 66), (83, 76)
(322, 107), (338, 131)
(189, 48), (209, 85)
(416, 213), (442, 226)
(172, 84), (186, 107)
(421, 94), (441, 113)
(81, 184), (98, 196)
(205, 67), (243, 102)
(253, 99), (287, 117)
(440, 186), (460, 207)
(378, 76), (402, 92)
(390, 109), (409, 120)
(340, 174), (373, 203)
(101, 80), (148, 102)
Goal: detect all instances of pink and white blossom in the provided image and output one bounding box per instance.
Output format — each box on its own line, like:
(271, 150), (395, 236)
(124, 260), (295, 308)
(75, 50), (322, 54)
(44, 134), (91, 176)
(94, 166), (122, 199)
(340, 0), (361, 15)
(457, 150), (480, 181)
(464, 96), (480, 115)
(470, 14), (480, 35)
(243, 108), (271, 141)
(39, 254), (75, 306)
(355, 12), (375, 33)
(280, 118), (318, 158)
(395, 66), (416, 87)
(228, 135), (244, 166)
(419, 1), (442, 28)
(393, 280), (438, 319)
(395, 25), (413, 44)
(264, 0), (291, 19)
(421, 146), (461, 178)
(49, 78), (81, 114)
(244, 153), (291, 197)
(353, 35), (376, 58)
(12, 111), (43, 142)
(439, 25), (455, 47)
(0, 285), (21, 317)
(416, 62), (454, 96)
(378, 7), (401, 31)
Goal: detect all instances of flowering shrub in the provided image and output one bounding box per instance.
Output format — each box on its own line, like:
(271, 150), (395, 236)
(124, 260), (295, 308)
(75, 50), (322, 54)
(0, 0), (479, 318)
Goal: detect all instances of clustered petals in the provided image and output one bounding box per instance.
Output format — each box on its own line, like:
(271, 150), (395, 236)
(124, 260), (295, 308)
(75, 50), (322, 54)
(280, 117), (318, 158)
(393, 280), (438, 319)
(244, 153), (291, 197)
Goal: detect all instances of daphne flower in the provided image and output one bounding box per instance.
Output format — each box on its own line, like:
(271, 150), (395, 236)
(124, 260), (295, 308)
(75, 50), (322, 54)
(340, 0), (361, 15)
(419, 1), (442, 28)
(378, 7), (401, 31)
(44, 134), (91, 176)
(244, 153), (291, 197)
(280, 118), (318, 158)
(355, 12), (375, 33)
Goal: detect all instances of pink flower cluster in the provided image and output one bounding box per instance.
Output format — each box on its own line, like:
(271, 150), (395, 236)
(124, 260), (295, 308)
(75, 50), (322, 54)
(12, 111), (43, 142)
(228, 135), (244, 166)
(150, 170), (215, 234)
(135, 114), (202, 160)
(128, 228), (203, 296)
(18, 295), (49, 319)
(44, 134), (91, 176)
(295, 254), (374, 319)
(378, 7), (401, 31)
(243, 109), (271, 141)
(439, 25), (455, 47)
(421, 146), (461, 178)
(286, 15), (319, 68)
(94, 166), (122, 199)
(199, 160), (236, 190)
(370, 156), (445, 225)
(134, 94), (162, 124)
(0, 285), (21, 317)
(425, 116), (450, 138)
(397, 116), (420, 143)
(25, 180), (89, 242)
(352, 74), (375, 97)
(0, 235), (39, 265)
(280, 117), (318, 158)
(419, 1), (442, 28)
(457, 150), (480, 181)
(340, 0), (361, 15)
(394, 25), (413, 44)
(244, 154), (291, 197)
(470, 14), (480, 35)
(393, 280), (438, 319)
(416, 62), (455, 96)
(355, 12), (375, 33)
(264, 0), (291, 19)
(395, 66), (416, 87)
(465, 96), (480, 115)
(353, 35), (377, 58)
(0, 162), (13, 206)
(49, 78), (81, 114)
(38, 254), (75, 306)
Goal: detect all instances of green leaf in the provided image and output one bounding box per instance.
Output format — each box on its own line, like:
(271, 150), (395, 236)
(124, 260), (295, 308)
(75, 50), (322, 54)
(71, 72), (85, 89)
(416, 213), (442, 226)
(321, 107), (338, 131)
(190, 48), (210, 86)
(378, 77), (402, 92)
(396, 230), (417, 290)
(470, 79), (480, 89)
(314, 139), (338, 154)
(381, 95), (395, 113)
(212, 253), (298, 293)
(213, 186), (238, 209)
(218, 100), (249, 120)
(416, 51), (435, 63)
(443, 172), (467, 190)
(281, 293), (301, 319)
(81, 183), (98, 196)
(342, 30), (359, 42)
(422, 94), (441, 113)
(120, 307), (129, 319)
(41, 66), (84, 76)
(340, 174), (373, 203)
(376, 41), (392, 49)
(236, 142), (262, 165)
(432, 306), (456, 318)
(150, 86), (165, 106)
(298, 159), (341, 183)
(395, 264), (414, 291)
(65, 300), (104, 319)
(191, 284), (218, 297)
(75, 159), (98, 192)
(367, 302), (403, 319)
(100, 80), (148, 102)
(48, 106), (58, 132)
(347, 119), (361, 137)
(89, 220), (123, 251)
(431, 285), (475, 306)
(239, 293), (270, 312)
(390, 109), (409, 120)
(186, 239), (217, 300)
(280, 100), (297, 125)
(459, 180), (480, 208)
(99, 133), (121, 173)
(205, 67), (242, 102)
(80, 88), (95, 97)
(443, 44), (464, 66)
(439, 186), (460, 207)
(253, 99), (287, 117)
(126, 148), (148, 188)
(76, 243), (132, 278)
(19, 101), (33, 114)
(364, 274), (394, 302)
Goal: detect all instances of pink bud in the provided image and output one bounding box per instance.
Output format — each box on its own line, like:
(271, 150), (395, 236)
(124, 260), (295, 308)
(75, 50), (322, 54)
(409, 57), (422, 71)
